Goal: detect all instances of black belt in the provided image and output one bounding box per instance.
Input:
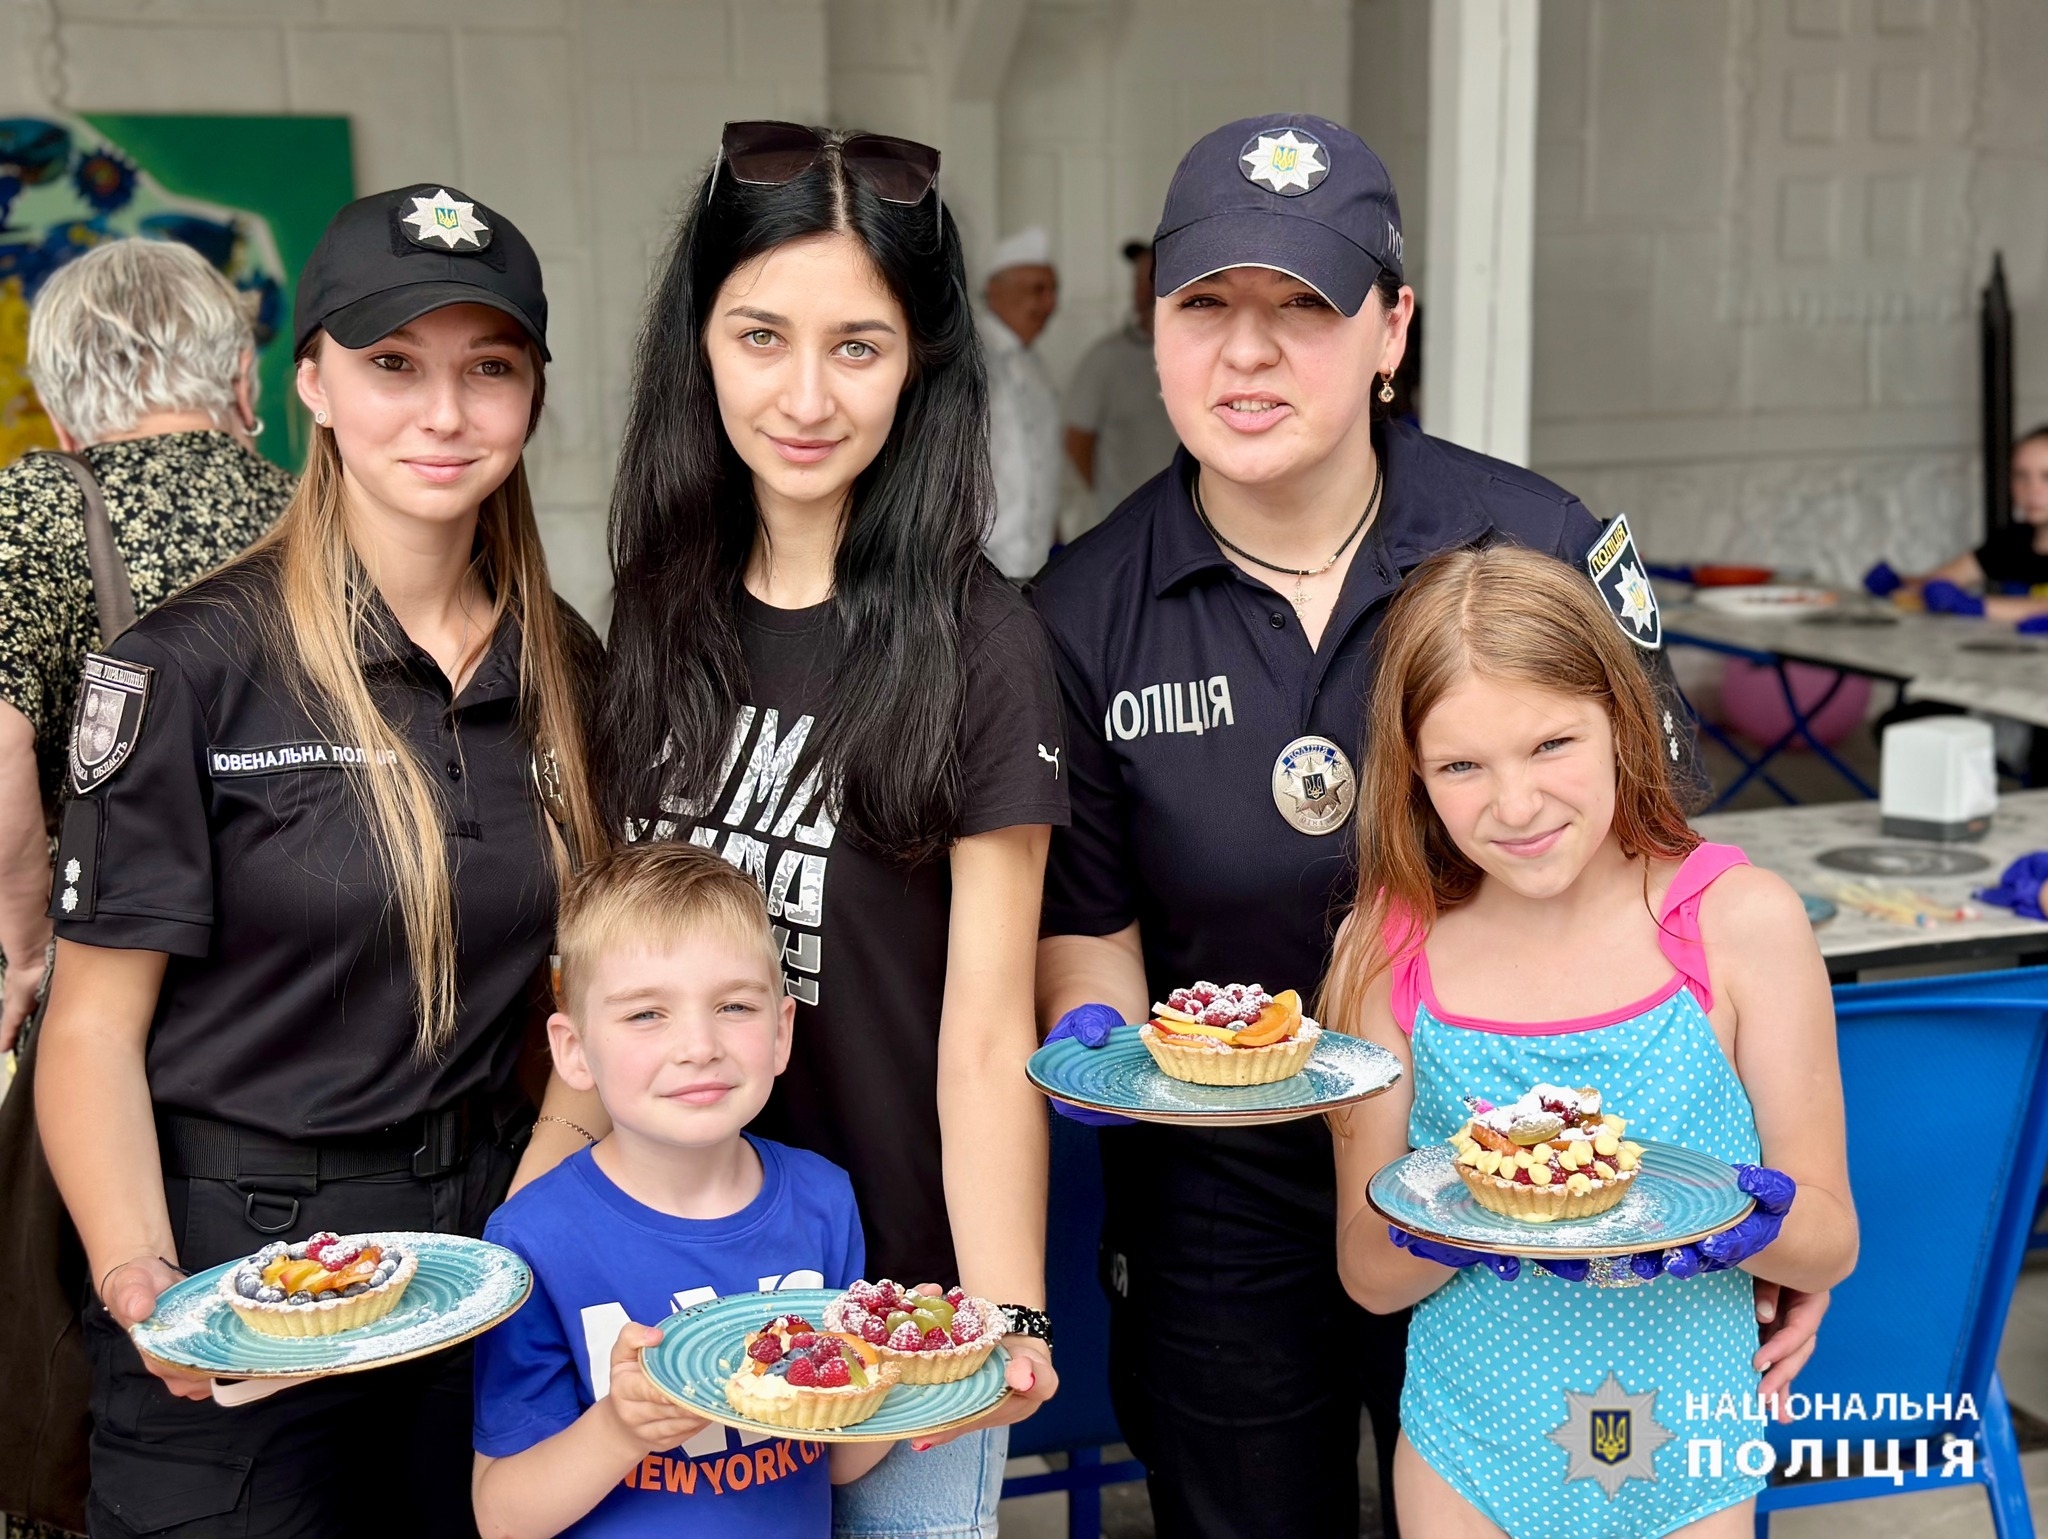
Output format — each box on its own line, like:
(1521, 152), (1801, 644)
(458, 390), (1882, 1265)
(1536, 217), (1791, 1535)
(158, 1091), (518, 1188)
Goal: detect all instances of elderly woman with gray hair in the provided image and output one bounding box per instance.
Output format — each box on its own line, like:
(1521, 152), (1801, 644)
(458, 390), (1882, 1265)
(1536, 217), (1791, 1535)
(0, 238), (293, 1049)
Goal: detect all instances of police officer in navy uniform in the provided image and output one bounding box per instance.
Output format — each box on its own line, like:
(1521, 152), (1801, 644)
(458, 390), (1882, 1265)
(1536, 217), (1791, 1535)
(1031, 116), (1696, 1539)
(33, 185), (603, 1536)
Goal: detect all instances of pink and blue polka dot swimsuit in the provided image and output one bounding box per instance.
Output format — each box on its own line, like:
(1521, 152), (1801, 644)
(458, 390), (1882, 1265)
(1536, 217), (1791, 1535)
(1389, 843), (1764, 1537)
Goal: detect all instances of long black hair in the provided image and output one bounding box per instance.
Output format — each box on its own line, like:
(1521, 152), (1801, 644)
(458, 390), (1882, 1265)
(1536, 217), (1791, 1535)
(597, 131), (989, 862)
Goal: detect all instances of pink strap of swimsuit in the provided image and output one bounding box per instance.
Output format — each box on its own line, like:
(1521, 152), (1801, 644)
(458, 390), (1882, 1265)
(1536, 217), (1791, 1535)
(1379, 842), (1750, 1034)
(1382, 903), (1429, 1038)
(1657, 842), (1749, 1013)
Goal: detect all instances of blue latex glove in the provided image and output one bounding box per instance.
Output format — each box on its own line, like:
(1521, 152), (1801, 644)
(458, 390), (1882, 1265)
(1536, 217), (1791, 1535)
(1656, 1165), (1796, 1277)
(1863, 560), (1902, 597)
(1389, 1227), (1596, 1283)
(2018, 613), (2048, 636)
(1922, 579), (1986, 617)
(1977, 852), (2048, 922)
(1044, 1004), (1136, 1127)
(1391, 1226), (1520, 1282)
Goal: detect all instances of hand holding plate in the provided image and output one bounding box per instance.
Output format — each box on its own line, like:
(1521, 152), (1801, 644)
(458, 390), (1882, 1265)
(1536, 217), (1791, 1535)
(1043, 1005), (1136, 1127)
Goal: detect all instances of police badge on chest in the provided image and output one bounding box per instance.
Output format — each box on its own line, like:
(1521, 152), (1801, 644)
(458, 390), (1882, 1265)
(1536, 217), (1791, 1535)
(1271, 734), (1356, 835)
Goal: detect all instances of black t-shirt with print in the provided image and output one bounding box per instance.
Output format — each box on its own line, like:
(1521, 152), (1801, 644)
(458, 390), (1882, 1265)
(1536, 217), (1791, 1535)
(646, 569), (1068, 1284)
(1977, 521), (2048, 592)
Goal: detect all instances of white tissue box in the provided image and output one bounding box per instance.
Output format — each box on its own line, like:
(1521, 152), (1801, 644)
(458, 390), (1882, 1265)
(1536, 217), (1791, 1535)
(1880, 716), (1997, 841)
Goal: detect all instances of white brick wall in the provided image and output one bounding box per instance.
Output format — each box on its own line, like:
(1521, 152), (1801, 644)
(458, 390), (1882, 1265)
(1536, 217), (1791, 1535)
(1528, 0), (2048, 585)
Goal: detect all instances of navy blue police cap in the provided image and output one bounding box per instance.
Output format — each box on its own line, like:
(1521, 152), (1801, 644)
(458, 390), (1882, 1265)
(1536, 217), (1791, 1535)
(1152, 114), (1403, 317)
(293, 183), (549, 359)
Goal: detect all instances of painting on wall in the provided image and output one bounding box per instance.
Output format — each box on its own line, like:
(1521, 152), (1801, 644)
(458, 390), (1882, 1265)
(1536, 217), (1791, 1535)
(0, 112), (353, 471)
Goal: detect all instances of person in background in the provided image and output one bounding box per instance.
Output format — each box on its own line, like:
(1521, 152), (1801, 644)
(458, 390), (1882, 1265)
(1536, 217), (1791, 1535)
(1063, 240), (1179, 534)
(0, 238), (291, 1053)
(1897, 425), (2048, 622)
(980, 226), (1062, 579)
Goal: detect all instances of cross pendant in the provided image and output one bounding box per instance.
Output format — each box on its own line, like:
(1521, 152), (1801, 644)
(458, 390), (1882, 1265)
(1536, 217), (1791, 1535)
(1293, 577), (1309, 611)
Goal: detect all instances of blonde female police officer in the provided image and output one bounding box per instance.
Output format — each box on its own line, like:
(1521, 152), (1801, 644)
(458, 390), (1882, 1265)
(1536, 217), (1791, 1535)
(35, 185), (603, 1537)
(1031, 116), (1699, 1539)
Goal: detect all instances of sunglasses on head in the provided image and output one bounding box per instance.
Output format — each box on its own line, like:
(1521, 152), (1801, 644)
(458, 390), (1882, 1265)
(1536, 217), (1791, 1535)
(713, 120), (942, 206)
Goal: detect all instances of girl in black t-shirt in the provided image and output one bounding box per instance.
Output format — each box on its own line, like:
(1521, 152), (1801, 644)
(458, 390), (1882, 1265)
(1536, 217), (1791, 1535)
(1907, 426), (2048, 619)
(589, 124), (1068, 1535)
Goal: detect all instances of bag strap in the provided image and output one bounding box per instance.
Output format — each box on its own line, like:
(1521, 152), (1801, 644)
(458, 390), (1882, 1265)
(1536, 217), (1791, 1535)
(38, 451), (137, 643)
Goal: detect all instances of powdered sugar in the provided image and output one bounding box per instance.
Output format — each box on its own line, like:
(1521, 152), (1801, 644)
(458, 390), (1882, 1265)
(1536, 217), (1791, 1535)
(1395, 1144), (1672, 1250)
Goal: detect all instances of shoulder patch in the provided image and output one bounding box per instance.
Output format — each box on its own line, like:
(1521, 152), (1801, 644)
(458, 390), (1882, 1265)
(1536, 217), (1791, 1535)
(68, 653), (153, 795)
(1585, 514), (1661, 651)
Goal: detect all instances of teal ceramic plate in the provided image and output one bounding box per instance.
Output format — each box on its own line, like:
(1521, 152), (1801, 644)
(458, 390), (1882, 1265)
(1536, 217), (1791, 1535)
(641, 1289), (1009, 1444)
(1027, 1025), (1401, 1126)
(1802, 893), (1837, 925)
(1368, 1141), (1754, 1260)
(131, 1232), (531, 1378)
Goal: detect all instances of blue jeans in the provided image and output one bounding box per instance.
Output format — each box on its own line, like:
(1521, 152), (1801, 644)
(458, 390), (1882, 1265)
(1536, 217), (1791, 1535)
(832, 1426), (1009, 1538)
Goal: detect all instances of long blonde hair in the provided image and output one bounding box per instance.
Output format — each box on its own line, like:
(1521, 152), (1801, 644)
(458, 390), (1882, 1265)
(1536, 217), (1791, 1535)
(1320, 543), (1697, 1035)
(238, 342), (604, 1055)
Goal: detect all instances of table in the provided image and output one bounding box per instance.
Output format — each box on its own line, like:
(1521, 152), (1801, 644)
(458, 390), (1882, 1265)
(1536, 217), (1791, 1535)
(1693, 790), (2048, 981)
(1665, 595), (2048, 808)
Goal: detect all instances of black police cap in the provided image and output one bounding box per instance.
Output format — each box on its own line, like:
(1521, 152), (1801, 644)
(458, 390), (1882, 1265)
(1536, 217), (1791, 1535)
(293, 184), (549, 360)
(1153, 114), (1403, 317)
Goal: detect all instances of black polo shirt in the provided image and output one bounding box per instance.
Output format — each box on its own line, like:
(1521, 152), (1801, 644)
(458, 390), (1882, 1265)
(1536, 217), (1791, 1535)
(1031, 420), (1693, 1269)
(50, 553), (579, 1142)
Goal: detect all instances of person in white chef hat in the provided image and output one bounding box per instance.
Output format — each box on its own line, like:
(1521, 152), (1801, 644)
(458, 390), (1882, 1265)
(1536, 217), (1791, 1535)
(979, 227), (1063, 579)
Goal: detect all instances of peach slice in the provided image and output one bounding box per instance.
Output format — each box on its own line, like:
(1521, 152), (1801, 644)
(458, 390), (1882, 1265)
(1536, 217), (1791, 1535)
(1231, 989), (1303, 1047)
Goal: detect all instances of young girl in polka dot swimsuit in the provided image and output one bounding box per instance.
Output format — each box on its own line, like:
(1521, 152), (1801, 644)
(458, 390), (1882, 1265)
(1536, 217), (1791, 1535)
(1325, 546), (1858, 1539)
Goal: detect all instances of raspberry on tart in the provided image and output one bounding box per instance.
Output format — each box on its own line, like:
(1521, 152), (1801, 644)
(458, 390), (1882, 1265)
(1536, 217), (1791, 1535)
(822, 1279), (1006, 1384)
(220, 1232), (418, 1337)
(724, 1319), (900, 1430)
(1448, 1085), (1643, 1224)
(1137, 983), (1322, 1086)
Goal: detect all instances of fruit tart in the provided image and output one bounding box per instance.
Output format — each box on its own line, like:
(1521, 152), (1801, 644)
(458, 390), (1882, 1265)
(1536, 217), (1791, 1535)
(221, 1232), (417, 1337)
(1449, 1085), (1643, 1223)
(1138, 982), (1320, 1086)
(724, 1315), (900, 1430)
(823, 1280), (1006, 1385)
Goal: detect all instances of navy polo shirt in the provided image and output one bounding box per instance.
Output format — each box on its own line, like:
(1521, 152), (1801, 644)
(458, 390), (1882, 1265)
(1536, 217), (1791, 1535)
(1031, 420), (1693, 1266)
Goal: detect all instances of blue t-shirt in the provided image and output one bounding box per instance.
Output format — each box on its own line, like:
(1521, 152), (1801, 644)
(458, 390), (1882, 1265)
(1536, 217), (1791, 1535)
(474, 1137), (865, 1537)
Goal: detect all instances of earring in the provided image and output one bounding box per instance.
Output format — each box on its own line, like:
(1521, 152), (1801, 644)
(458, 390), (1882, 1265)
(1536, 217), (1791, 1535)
(314, 410), (328, 426)
(245, 415), (265, 438)
(1378, 376), (1395, 404)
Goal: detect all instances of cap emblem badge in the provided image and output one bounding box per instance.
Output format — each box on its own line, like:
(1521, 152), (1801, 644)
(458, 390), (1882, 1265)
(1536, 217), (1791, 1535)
(400, 188), (491, 251)
(1240, 129), (1329, 197)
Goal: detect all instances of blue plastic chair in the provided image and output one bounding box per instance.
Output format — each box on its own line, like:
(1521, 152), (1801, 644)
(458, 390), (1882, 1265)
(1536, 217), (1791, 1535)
(1754, 967), (2048, 1536)
(1002, 1113), (1144, 1536)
